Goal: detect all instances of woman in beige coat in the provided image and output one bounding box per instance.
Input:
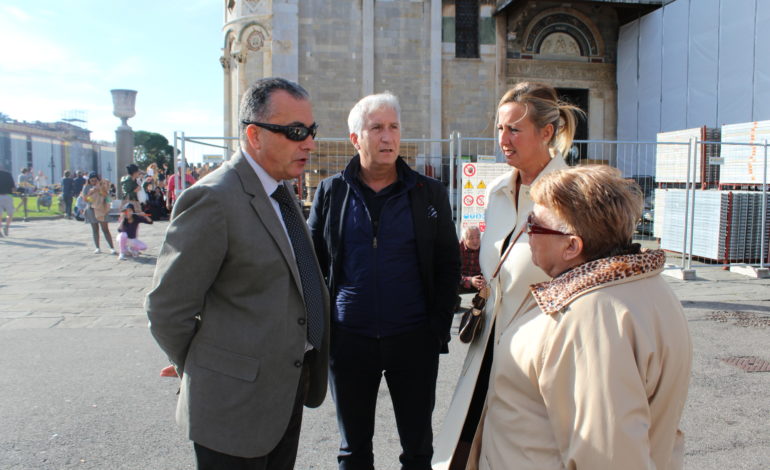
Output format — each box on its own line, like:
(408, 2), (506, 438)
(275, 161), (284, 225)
(476, 165), (692, 469)
(434, 82), (582, 470)
(82, 172), (116, 254)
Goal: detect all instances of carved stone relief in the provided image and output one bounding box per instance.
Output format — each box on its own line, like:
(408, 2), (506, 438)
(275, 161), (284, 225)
(540, 32), (580, 57)
(246, 28), (266, 51)
(244, 0), (262, 14)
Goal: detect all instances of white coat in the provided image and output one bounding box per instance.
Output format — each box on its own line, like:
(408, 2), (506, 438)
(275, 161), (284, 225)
(433, 154), (567, 469)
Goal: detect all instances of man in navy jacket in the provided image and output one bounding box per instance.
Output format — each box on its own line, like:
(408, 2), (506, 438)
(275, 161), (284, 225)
(308, 92), (460, 470)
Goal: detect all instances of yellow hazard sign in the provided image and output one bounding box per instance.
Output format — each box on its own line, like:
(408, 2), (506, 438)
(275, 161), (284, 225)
(464, 180), (474, 189)
(477, 180), (486, 189)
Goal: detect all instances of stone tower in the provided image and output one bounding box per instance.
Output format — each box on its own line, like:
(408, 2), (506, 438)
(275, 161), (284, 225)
(222, 0), (301, 154)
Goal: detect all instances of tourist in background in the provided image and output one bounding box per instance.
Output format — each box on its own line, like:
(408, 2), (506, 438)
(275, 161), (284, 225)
(61, 170), (75, 219)
(73, 171), (86, 198)
(15, 167), (35, 217)
(165, 161), (196, 213)
(142, 181), (168, 220)
(116, 202), (152, 261)
(35, 170), (48, 189)
(82, 172), (115, 254)
(0, 164), (15, 237)
(146, 162), (159, 184)
(459, 226), (485, 294)
(121, 163), (141, 204)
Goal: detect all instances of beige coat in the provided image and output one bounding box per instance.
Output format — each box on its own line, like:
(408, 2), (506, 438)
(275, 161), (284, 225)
(84, 181), (111, 221)
(479, 250), (692, 470)
(433, 155), (567, 469)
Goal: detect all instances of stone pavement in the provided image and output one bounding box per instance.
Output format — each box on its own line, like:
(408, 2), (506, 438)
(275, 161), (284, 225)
(1, 218), (769, 469)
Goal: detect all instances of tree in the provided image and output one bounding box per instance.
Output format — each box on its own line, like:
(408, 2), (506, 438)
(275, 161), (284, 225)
(0, 112), (12, 123)
(133, 131), (175, 169)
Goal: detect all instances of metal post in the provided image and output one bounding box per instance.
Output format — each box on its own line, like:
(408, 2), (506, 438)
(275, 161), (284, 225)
(454, 132), (462, 237)
(449, 132), (456, 229)
(681, 138), (694, 269)
(49, 141), (55, 184)
(687, 137), (698, 270)
(761, 139), (768, 269)
(173, 131), (178, 165)
(180, 132), (187, 191)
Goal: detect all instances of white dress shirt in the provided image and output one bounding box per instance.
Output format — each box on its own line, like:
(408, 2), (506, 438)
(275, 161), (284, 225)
(242, 148), (291, 246)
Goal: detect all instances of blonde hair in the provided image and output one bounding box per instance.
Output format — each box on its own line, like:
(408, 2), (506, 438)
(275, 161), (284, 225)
(498, 82), (584, 156)
(530, 165), (643, 261)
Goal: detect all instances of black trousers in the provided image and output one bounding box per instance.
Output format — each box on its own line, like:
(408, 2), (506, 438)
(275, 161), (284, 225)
(329, 326), (441, 470)
(194, 353), (312, 470)
(62, 195), (73, 217)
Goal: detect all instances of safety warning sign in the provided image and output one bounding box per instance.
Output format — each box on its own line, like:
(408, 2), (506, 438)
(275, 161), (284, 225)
(460, 162), (510, 232)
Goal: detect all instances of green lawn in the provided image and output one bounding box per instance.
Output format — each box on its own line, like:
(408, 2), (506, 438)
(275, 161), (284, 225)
(11, 195), (64, 218)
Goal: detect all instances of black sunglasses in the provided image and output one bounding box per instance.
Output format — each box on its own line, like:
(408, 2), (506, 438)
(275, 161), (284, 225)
(242, 120), (318, 142)
(526, 213), (573, 236)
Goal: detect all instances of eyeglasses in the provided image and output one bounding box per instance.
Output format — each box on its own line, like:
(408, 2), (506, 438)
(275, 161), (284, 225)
(526, 213), (572, 236)
(241, 120), (318, 142)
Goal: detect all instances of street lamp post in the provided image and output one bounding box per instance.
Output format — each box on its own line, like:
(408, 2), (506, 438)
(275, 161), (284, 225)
(110, 89), (137, 198)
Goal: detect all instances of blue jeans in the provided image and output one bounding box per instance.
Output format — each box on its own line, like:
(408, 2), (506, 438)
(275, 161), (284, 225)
(329, 326), (441, 470)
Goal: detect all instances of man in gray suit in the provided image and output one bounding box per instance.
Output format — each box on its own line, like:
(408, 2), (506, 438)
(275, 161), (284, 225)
(146, 77), (329, 470)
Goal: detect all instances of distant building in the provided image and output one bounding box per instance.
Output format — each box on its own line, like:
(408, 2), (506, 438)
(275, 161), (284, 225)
(0, 121), (117, 185)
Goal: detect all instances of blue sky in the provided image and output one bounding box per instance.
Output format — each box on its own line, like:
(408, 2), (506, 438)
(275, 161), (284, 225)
(0, 0), (224, 162)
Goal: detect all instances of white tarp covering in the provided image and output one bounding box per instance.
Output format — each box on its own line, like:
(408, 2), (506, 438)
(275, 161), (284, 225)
(660, 0), (688, 132)
(617, 0), (770, 163)
(754, 1), (770, 121)
(717, 0), (755, 126)
(617, 20), (639, 142)
(637, 11), (662, 144)
(686, 0), (719, 128)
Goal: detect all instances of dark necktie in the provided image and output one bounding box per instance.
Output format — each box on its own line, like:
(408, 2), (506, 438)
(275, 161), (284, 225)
(271, 184), (324, 350)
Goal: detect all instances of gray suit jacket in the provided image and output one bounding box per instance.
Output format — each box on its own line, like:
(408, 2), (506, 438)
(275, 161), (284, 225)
(145, 151), (330, 458)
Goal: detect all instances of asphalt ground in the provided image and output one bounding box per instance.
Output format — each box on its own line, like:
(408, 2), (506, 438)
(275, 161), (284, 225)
(0, 218), (768, 469)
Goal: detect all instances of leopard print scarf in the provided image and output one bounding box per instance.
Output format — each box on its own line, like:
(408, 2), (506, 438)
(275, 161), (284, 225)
(529, 249), (666, 315)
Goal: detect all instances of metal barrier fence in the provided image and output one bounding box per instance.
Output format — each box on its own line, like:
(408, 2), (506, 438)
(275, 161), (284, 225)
(306, 137), (453, 204)
(452, 136), (769, 276)
(179, 132), (769, 276)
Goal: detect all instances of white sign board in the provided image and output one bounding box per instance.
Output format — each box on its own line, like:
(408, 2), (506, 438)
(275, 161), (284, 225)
(460, 162), (510, 233)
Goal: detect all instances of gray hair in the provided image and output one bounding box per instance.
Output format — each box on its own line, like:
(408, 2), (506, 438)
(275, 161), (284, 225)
(462, 226), (480, 241)
(347, 92), (401, 136)
(239, 77), (309, 140)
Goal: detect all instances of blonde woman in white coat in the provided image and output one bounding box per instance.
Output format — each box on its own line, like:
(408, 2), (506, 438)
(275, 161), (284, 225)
(434, 82), (582, 470)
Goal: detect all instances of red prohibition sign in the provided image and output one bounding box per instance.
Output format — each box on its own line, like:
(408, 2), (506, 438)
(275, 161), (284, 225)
(463, 195), (474, 206)
(463, 164), (476, 177)
(476, 195), (485, 206)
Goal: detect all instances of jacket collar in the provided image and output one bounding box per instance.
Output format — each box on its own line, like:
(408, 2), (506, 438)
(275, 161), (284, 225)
(342, 154), (417, 191)
(529, 249), (666, 315)
(487, 150), (565, 198)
